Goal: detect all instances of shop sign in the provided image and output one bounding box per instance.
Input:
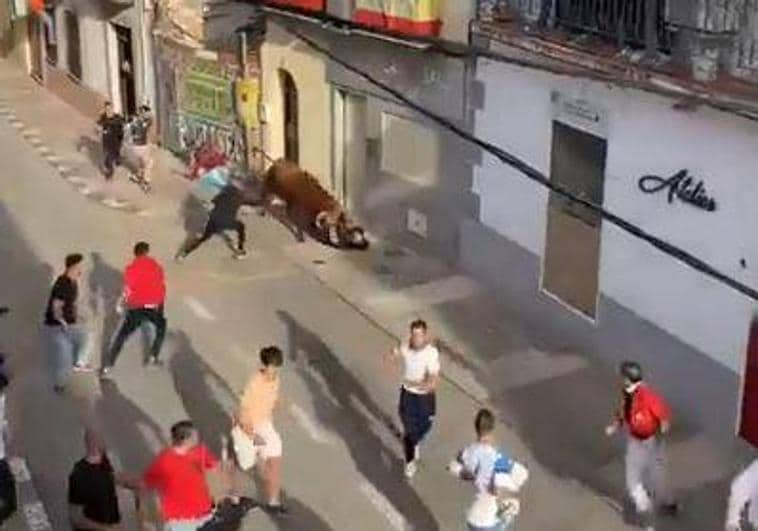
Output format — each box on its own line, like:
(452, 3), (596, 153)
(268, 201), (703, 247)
(638, 169), (717, 212)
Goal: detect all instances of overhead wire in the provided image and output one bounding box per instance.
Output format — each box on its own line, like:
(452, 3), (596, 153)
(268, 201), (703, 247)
(277, 23), (758, 303)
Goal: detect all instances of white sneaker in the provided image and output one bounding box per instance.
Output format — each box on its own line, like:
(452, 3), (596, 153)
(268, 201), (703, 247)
(404, 461), (417, 479)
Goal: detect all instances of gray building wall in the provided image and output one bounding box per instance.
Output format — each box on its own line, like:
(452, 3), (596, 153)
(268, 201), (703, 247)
(322, 30), (480, 263)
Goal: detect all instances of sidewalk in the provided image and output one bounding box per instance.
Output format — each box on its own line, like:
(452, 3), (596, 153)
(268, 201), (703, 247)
(0, 58), (745, 530)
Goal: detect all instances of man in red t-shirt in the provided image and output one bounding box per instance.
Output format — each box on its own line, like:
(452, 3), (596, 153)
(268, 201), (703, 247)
(102, 242), (166, 379)
(605, 361), (679, 529)
(142, 421), (219, 530)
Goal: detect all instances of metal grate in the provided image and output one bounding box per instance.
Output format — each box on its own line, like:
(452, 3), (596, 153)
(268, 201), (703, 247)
(554, 0), (671, 50)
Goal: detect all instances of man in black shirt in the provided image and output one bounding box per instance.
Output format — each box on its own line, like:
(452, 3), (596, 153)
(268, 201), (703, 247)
(44, 253), (92, 393)
(68, 429), (139, 531)
(175, 180), (261, 261)
(96, 102), (125, 180)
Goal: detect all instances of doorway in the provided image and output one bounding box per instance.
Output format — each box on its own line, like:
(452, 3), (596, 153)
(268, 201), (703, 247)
(740, 318), (758, 446)
(542, 121), (607, 319)
(280, 69), (299, 164)
(332, 88), (367, 210)
(114, 25), (136, 117)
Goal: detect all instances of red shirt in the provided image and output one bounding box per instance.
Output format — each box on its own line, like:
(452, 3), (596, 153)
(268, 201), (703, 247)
(143, 445), (218, 521)
(623, 384), (671, 440)
(123, 256), (165, 309)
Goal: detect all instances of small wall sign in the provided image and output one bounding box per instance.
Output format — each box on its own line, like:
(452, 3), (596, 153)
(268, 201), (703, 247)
(638, 169), (717, 212)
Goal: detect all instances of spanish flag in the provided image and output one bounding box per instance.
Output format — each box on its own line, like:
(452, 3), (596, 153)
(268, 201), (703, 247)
(353, 0), (441, 37)
(266, 0), (325, 11)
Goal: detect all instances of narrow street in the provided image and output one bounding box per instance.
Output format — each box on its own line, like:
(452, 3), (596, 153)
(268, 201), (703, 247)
(0, 60), (735, 531)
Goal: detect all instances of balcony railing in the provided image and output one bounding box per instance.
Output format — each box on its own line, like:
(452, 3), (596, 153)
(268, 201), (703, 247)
(554, 0), (671, 49)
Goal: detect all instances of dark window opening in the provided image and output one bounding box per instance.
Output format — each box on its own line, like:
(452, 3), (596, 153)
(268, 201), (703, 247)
(555, 0), (671, 51)
(64, 10), (81, 81)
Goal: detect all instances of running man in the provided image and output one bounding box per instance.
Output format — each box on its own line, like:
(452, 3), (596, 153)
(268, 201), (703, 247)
(176, 181), (260, 261)
(726, 458), (758, 530)
(385, 319), (441, 478)
(96, 101), (125, 180)
(43, 253), (93, 393)
(127, 105), (154, 192)
(142, 421), (228, 530)
(101, 242), (166, 380)
(605, 361), (679, 530)
(236, 346), (288, 516)
(448, 408), (527, 531)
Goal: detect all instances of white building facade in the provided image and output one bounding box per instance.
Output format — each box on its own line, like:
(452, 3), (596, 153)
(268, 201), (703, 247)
(463, 55), (758, 443)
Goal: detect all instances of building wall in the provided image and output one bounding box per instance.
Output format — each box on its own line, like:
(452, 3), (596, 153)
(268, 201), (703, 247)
(465, 57), (758, 437)
(260, 22), (331, 184)
(440, 0), (475, 43)
(322, 30), (477, 261)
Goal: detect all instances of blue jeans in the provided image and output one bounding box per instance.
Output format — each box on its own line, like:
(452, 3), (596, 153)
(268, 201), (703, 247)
(45, 324), (91, 387)
(163, 514), (212, 531)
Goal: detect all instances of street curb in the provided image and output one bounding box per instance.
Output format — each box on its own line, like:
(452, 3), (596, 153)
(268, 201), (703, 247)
(0, 99), (147, 217)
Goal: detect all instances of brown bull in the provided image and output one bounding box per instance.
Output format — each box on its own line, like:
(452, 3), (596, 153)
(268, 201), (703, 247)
(262, 159), (369, 249)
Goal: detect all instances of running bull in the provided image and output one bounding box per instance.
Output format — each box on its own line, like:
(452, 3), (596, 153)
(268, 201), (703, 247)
(261, 159), (369, 249)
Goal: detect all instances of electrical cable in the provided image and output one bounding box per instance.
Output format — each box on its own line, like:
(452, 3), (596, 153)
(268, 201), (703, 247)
(279, 23), (758, 303)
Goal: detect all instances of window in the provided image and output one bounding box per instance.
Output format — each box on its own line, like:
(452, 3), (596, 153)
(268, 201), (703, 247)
(64, 10), (81, 80)
(380, 112), (439, 187)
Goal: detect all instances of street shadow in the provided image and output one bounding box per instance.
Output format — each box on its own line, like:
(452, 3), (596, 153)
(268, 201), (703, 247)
(277, 310), (439, 530)
(76, 134), (102, 173)
(167, 331), (334, 530)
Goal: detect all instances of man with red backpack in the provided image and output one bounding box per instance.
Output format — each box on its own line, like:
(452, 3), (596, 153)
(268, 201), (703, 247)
(605, 361), (679, 530)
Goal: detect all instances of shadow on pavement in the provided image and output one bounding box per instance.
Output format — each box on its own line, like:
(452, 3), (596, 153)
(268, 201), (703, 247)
(277, 310), (439, 531)
(76, 134), (102, 173)
(168, 330), (335, 531)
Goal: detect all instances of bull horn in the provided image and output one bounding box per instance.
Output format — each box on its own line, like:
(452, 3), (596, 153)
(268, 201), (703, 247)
(315, 211), (329, 230)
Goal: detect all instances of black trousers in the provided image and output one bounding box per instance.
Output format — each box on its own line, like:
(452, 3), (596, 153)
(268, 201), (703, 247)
(103, 143), (121, 179)
(182, 218), (246, 256)
(0, 459), (17, 524)
(398, 388), (436, 463)
(109, 307), (166, 365)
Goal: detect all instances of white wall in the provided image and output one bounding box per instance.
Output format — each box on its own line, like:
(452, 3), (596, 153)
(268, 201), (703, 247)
(57, 1), (109, 94)
(474, 58), (758, 372)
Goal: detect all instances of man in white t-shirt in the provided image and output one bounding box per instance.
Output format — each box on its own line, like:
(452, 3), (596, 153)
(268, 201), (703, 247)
(386, 319), (440, 478)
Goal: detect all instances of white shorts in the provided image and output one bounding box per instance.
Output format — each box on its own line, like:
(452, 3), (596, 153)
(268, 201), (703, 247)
(232, 421), (282, 470)
(255, 421), (282, 460)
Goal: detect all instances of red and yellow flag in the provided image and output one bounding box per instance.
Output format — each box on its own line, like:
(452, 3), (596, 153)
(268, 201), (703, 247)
(353, 0), (441, 37)
(265, 0), (325, 11)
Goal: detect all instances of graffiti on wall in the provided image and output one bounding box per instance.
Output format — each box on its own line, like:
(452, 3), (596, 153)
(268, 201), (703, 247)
(171, 113), (245, 165)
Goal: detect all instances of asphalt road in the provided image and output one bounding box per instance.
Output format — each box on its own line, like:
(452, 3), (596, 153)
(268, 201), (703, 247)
(0, 105), (667, 531)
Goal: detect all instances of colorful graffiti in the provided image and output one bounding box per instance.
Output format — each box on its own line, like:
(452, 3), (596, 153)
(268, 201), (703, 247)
(170, 113), (245, 166)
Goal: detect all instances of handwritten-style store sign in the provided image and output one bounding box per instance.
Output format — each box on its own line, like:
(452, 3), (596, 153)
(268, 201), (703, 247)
(638, 169), (717, 212)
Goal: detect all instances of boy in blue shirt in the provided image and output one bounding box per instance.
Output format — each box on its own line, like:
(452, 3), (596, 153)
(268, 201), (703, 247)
(449, 408), (527, 531)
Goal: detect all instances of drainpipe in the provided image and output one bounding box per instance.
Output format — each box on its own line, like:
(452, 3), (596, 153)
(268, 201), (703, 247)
(136, 0), (155, 109)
